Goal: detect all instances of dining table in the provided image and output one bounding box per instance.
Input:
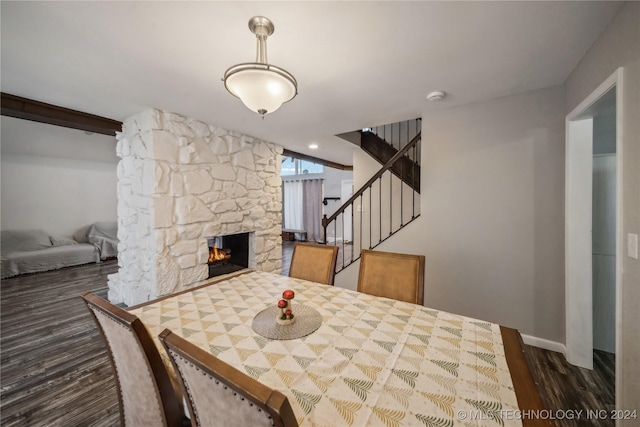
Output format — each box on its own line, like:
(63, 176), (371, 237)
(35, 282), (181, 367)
(129, 269), (546, 427)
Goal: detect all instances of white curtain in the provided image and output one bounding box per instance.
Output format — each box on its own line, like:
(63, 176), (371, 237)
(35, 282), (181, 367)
(283, 180), (303, 230)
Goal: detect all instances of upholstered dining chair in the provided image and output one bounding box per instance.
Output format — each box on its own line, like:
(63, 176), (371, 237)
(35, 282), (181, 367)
(81, 292), (186, 427)
(357, 249), (425, 305)
(159, 328), (299, 427)
(288, 242), (339, 285)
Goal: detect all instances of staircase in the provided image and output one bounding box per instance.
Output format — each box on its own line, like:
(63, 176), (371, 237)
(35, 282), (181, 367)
(361, 131), (420, 192)
(323, 130), (421, 274)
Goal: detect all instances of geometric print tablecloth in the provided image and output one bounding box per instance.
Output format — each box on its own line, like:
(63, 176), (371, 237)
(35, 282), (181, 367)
(130, 270), (522, 427)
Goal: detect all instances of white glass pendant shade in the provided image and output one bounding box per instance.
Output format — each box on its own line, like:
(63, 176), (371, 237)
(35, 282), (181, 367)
(224, 64), (297, 116)
(223, 16), (297, 117)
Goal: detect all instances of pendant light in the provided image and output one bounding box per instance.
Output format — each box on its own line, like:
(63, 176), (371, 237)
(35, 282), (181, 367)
(223, 16), (297, 118)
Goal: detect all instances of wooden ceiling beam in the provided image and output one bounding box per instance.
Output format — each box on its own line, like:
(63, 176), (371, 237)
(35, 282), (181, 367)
(1, 93), (353, 169)
(282, 148), (352, 171)
(1, 93), (122, 136)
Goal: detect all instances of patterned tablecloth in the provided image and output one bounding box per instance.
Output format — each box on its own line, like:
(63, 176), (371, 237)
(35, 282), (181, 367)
(130, 270), (522, 427)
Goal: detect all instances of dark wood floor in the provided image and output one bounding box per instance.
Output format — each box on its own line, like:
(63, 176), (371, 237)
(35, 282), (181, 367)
(523, 346), (615, 426)
(1, 261), (120, 427)
(1, 255), (615, 426)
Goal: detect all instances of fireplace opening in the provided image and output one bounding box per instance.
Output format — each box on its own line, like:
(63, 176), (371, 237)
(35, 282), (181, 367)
(208, 245), (231, 265)
(207, 233), (250, 278)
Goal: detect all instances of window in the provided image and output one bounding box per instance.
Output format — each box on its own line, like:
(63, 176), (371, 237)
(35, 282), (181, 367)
(281, 157), (297, 176)
(281, 157), (323, 176)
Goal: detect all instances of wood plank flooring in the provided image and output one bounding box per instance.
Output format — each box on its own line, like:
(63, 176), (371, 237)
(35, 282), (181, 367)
(1, 254), (615, 426)
(1, 261), (120, 427)
(524, 345), (615, 426)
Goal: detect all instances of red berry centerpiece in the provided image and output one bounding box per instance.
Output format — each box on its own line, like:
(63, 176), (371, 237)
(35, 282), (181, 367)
(276, 289), (295, 325)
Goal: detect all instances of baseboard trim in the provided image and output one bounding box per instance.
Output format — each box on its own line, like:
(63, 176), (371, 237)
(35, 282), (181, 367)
(521, 334), (566, 356)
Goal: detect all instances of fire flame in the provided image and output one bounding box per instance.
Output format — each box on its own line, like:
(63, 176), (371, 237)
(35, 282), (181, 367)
(208, 245), (230, 264)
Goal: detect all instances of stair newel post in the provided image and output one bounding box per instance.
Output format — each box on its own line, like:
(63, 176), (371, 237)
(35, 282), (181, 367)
(369, 184), (372, 249)
(379, 176), (382, 243)
(322, 214), (328, 245)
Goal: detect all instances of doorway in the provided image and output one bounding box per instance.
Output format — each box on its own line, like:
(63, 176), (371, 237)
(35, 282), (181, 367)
(565, 69), (622, 390)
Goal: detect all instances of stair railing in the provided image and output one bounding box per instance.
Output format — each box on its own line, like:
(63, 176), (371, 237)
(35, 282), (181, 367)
(322, 132), (421, 273)
(366, 118), (421, 159)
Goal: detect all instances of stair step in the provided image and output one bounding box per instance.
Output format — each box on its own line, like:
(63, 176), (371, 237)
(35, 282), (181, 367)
(361, 131), (420, 193)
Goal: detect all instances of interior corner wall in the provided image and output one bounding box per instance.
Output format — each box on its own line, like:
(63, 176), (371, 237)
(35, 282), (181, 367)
(421, 85), (566, 344)
(0, 116), (118, 240)
(565, 0), (640, 411)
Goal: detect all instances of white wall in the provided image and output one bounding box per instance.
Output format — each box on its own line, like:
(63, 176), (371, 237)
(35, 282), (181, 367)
(337, 85), (566, 347)
(593, 111), (616, 155)
(1, 116), (118, 239)
(321, 166), (353, 243)
(424, 85), (566, 343)
(565, 1), (640, 412)
(322, 166), (354, 217)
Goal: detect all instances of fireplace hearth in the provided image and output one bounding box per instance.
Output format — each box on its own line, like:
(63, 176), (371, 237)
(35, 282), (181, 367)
(207, 232), (251, 278)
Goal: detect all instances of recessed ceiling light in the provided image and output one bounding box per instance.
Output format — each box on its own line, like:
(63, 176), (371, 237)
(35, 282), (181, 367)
(309, 144), (318, 149)
(427, 91), (446, 102)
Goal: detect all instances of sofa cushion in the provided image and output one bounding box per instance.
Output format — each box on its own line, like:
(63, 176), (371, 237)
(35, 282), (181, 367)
(1, 229), (52, 254)
(1, 244), (99, 279)
(50, 235), (78, 246)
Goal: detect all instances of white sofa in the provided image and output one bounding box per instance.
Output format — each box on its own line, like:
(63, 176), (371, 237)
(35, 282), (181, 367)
(86, 222), (118, 260)
(1, 229), (100, 279)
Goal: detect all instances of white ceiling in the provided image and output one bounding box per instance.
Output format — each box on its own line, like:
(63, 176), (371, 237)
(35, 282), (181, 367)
(0, 1), (622, 165)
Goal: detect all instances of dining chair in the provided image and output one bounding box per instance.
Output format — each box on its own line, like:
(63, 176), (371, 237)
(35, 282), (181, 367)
(357, 249), (425, 305)
(288, 242), (339, 285)
(159, 328), (299, 427)
(81, 292), (186, 427)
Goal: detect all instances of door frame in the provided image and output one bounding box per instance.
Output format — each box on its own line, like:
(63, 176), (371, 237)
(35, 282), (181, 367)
(565, 66), (623, 385)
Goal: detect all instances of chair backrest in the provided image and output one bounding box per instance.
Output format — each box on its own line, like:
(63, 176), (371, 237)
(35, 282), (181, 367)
(81, 292), (184, 427)
(159, 329), (299, 427)
(357, 249), (425, 304)
(288, 242), (339, 285)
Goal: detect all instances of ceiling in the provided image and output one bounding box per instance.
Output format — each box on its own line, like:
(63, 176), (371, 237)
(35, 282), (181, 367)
(0, 1), (622, 165)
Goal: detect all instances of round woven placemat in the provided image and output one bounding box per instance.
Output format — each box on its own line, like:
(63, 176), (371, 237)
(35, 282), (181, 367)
(252, 305), (322, 340)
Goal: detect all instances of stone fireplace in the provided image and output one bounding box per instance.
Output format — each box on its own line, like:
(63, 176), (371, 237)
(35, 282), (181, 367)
(108, 109), (282, 306)
(207, 232), (252, 278)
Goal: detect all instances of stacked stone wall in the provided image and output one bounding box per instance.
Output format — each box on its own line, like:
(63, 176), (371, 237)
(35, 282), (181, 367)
(109, 109), (282, 306)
